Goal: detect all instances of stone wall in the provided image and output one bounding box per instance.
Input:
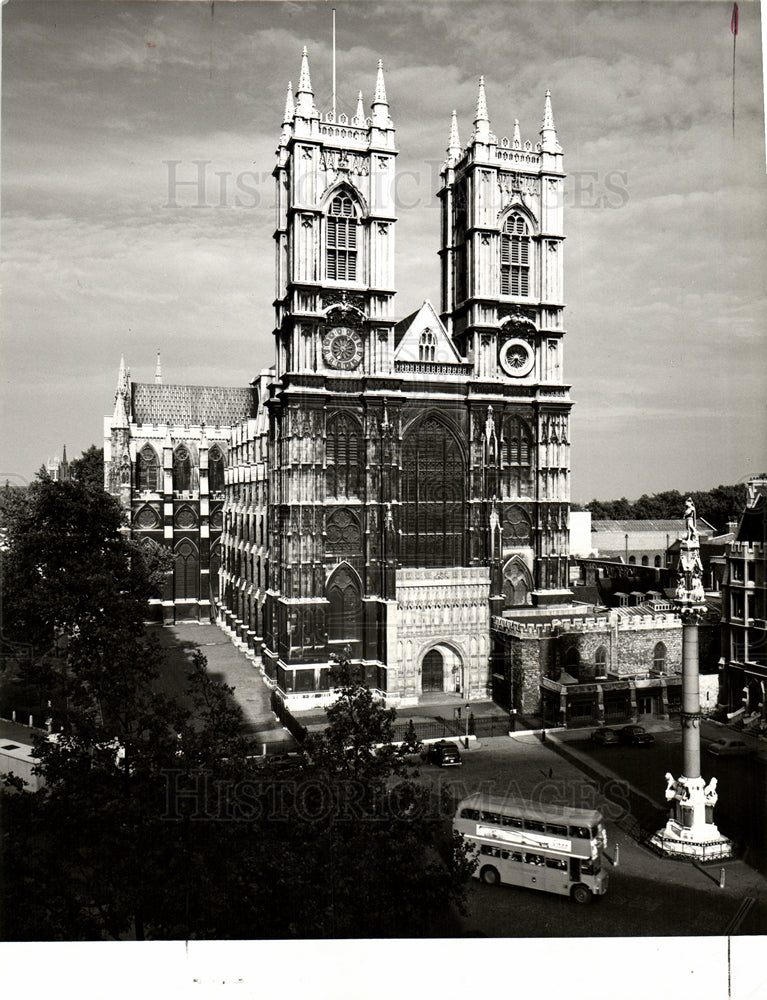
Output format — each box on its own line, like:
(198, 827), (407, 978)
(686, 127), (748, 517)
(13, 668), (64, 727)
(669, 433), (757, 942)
(390, 567), (491, 705)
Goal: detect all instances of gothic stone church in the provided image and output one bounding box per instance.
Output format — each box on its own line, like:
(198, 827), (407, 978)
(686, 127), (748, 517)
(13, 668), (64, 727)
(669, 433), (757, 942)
(105, 50), (572, 710)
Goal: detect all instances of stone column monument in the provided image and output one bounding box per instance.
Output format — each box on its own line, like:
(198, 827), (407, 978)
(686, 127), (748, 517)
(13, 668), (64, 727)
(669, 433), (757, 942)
(650, 499), (735, 860)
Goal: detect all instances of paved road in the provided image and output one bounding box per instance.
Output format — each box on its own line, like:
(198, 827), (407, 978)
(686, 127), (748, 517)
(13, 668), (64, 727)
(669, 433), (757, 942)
(566, 721), (767, 876)
(413, 734), (767, 937)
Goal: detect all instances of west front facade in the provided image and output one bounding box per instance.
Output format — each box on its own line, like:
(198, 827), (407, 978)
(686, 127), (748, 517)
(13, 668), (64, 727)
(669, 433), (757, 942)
(106, 48), (574, 710)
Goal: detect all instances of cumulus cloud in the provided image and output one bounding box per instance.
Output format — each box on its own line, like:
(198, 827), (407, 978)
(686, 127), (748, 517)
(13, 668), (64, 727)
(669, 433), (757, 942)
(2, 0), (765, 497)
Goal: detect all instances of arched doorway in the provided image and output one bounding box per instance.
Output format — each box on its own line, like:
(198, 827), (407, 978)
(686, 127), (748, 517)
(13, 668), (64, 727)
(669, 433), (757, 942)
(422, 649), (444, 693)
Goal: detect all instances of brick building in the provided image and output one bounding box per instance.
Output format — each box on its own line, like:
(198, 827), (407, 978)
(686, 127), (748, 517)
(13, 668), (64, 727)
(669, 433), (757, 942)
(720, 477), (767, 728)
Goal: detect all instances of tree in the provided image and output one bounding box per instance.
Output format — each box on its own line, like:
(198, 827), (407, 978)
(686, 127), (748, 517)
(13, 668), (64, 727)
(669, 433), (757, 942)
(281, 654), (477, 937)
(584, 483), (748, 533)
(69, 445), (105, 489)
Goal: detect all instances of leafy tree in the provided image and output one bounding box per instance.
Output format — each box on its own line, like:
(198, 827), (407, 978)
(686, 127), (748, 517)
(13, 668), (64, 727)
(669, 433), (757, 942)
(69, 445), (104, 489)
(283, 654), (477, 937)
(584, 483), (748, 533)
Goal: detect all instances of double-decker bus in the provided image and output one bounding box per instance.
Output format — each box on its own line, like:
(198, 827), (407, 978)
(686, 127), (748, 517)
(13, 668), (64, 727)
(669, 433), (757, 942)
(454, 793), (609, 903)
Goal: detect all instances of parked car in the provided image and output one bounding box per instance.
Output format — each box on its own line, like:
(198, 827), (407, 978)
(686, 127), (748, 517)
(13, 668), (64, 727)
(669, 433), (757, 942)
(590, 727), (619, 746)
(617, 725), (655, 746)
(425, 740), (463, 767)
(706, 737), (754, 758)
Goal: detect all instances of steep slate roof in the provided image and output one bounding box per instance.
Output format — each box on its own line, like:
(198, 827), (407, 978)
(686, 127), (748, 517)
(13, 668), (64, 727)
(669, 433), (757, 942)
(592, 518), (715, 535)
(131, 383), (255, 427)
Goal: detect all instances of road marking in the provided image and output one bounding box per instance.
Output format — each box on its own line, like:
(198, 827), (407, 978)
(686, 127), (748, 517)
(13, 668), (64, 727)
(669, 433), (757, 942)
(724, 896), (755, 935)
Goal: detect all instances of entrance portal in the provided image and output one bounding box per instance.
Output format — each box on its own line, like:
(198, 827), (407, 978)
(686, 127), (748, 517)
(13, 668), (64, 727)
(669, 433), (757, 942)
(422, 649), (444, 693)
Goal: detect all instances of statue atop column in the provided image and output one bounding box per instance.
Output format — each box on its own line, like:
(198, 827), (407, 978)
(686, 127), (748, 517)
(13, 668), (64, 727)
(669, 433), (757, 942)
(675, 498), (706, 611)
(683, 497), (697, 541)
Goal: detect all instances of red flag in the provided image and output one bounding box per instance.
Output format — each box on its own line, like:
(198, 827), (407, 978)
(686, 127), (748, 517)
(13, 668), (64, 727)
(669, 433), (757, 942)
(731, 3), (739, 35)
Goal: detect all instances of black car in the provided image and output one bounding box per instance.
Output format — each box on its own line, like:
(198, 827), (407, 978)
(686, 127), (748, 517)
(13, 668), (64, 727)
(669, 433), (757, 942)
(590, 727), (619, 746)
(617, 724), (655, 746)
(425, 740), (463, 767)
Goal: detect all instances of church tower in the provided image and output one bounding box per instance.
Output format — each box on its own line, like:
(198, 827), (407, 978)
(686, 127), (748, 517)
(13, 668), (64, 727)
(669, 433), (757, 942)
(273, 50), (397, 376)
(438, 81), (572, 603)
(261, 50), (401, 696)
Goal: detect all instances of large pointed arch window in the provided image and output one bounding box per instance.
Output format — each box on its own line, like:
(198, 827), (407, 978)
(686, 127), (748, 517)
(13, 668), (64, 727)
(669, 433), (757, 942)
(502, 416), (533, 497)
(401, 417), (465, 567)
(326, 413), (362, 498)
(326, 566), (362, 642)
(500, 213), (531, 296)
(208, 445), (225, 494)
(173, 445), (192, 492)
(326, 193), (359, 281)
(137, 444), (160, 491)
(174, 539), (199, 600)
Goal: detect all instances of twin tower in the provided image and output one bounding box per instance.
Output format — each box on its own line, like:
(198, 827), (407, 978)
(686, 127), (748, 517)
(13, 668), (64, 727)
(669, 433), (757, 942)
(107, 46), (573, 710)
(254, 48), (572, 706)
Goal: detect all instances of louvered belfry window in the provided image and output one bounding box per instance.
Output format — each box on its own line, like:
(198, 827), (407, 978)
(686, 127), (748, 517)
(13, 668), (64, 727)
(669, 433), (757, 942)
(326, 194), (358, 281)
(500, 213), (530, 296)
(401, 417), (465, 567)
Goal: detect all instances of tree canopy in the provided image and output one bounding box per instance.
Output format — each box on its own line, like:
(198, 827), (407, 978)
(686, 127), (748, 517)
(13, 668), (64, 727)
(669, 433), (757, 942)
(69, 445), (104, 489)
(1, 482), (474, 941)
(583, 483), (747, 534)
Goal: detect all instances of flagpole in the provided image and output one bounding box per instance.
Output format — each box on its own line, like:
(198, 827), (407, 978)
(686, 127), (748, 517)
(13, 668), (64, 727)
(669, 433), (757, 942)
(731, 2), (738, 139)
(732, 26), (736, 138)
(332, 7), (337, 120)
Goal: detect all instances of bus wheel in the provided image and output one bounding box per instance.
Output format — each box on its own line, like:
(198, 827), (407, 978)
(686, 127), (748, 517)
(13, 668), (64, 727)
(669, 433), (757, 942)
(480, 866), (500, 886)
(571, 884), (592, 904)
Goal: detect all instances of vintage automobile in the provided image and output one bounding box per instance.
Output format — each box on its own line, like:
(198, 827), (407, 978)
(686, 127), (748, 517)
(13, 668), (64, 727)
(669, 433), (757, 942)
(425, 740), (463, 767)
(590, 727), (619, 746)
(616, 724), (655, 746)
(706, 737), (755, 758)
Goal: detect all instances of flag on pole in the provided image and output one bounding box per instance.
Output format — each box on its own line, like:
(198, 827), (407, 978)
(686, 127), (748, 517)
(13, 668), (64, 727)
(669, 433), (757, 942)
(731, 3), (738, 35)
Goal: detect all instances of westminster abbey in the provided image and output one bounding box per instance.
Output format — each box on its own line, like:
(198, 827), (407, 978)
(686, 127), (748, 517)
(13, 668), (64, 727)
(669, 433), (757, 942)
(105, 48), (573, 709)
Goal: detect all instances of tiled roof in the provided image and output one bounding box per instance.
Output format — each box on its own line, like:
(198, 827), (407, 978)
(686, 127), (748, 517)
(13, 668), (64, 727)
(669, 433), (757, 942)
(131, 383), (255, 427)
(592, 519), (715, 534)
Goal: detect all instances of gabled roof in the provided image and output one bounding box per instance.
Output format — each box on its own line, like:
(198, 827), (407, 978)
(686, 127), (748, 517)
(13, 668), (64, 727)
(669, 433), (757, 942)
(393, 300), (461, 362)
(132, 383), (255, 427)
(591, 518), (715, 535)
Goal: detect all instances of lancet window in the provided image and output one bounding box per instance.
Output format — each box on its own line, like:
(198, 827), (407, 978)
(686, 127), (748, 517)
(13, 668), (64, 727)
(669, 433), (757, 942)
(326, 193), (359, 281)
(326, 413), (363, 498)
(137, 444), (160, 491)
(500, 213), (530, 296)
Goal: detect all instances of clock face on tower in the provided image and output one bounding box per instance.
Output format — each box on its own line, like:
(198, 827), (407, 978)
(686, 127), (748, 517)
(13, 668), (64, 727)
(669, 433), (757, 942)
(499, 338), (535, 378)
(323, 326), (364, 370)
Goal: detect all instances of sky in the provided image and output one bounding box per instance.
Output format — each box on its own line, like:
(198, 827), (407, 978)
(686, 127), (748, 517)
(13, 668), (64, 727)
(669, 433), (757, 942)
(2, 0), (766, 503)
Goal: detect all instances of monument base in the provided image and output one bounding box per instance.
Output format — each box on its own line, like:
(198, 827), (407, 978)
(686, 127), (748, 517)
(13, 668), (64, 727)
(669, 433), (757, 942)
(649, 774), (735, 861)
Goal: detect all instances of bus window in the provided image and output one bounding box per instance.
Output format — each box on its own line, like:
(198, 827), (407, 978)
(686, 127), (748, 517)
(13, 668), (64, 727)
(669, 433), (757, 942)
(481, 845), (502, 858)
(524, 819), (546, 833)
(481, 812), (502, 825)
(509, 852), (523, 863)
(569, 825), (590, 839)
(546, 858), (568, 871)
(525, 853), (545, 866)
(502, 815), (523, 828)
(546, 823), (568, 837)
(460, 808), (480, 820)
(581, 857), (601, 875)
